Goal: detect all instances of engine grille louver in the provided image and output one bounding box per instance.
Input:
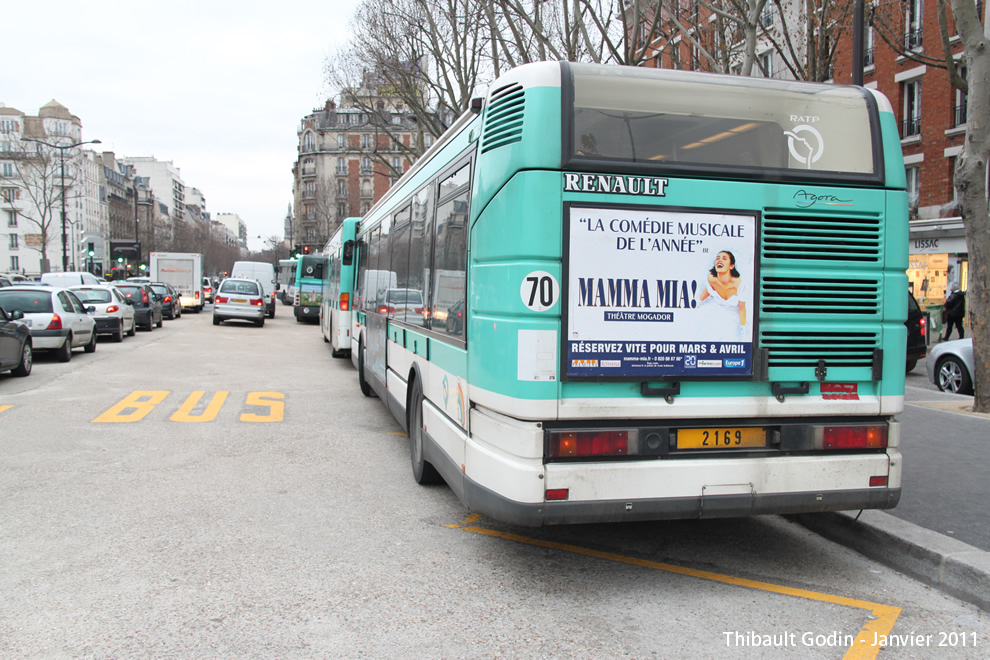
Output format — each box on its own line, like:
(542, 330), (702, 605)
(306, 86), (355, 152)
(481, 83), (524, 154)
(761, 331), (880, 368)
(763, 213), (882, 263)
(757, 211), (885, 375)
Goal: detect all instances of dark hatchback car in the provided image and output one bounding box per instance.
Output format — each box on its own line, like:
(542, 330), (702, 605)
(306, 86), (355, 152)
(0, 304), (32, 377)
(113, 283), (163, 331)
(906, 291), (928, 372)
(149, 282), (182, 320)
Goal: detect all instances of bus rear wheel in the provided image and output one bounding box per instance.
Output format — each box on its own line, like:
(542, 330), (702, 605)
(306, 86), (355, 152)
(409, 382), (442, 485)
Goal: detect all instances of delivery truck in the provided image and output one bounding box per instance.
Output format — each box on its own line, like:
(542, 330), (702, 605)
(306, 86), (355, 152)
(150, 252), (204, 312)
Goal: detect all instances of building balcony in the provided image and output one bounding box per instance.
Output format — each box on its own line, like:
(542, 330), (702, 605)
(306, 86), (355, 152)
(905, 29), (923, 50)
(951, 104), (967, 128)
(901, 117), (921, 138)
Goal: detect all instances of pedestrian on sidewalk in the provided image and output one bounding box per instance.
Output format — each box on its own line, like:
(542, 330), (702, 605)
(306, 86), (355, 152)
(941, 282), (966, 341)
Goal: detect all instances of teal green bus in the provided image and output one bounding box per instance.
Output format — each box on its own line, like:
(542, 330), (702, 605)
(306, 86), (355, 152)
(293, 254), (327, 322)
(321, 218), (359, 357)
(349, 61), (907, 526)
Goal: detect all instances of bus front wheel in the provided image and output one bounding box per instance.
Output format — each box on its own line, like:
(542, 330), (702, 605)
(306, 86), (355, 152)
(409, 382), (442, 485)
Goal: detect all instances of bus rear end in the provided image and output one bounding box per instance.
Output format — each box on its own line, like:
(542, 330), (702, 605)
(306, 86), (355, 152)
(458, 62), (906, 526)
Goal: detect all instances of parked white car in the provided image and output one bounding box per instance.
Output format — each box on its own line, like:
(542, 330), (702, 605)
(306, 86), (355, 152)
(70, 284), (137, 342)
(927, 338), (975, 395)
(0, 286), (97, 361)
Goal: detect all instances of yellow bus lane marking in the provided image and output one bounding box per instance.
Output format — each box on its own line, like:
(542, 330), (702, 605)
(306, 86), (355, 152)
(446, 515), (900, 660)
(240, 392), (284, 422)
(92, 391), (171, 423)
(91, 391), (286, 423)
(170, 391), (229, 422)
(0, 405), (13, 414)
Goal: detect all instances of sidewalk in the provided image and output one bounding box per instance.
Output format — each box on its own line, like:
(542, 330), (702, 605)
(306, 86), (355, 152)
(792, 510), (990, 612)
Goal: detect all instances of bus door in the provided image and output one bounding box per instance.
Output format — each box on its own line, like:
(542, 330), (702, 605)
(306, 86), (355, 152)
(366, 220), (394, 391)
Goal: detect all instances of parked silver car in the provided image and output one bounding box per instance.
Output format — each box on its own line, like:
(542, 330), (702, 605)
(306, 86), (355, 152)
(213, 278), (266, 327)
(70, 284), (137, 342)
(0, 286), (97, 361)
(926, 338), (974, 395)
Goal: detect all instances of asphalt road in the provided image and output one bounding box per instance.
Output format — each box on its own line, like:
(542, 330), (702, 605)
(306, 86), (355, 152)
(1, 311), (987, 657)
(895, 357), (990, 551)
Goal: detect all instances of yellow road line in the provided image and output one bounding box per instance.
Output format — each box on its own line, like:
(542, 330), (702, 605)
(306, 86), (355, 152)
(447, 515), (900, 660)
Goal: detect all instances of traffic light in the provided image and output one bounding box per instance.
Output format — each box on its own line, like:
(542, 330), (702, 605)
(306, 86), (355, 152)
(302, 246), (311, 255)
(87, 242), (95, 257)
(293, 244), (302, 258)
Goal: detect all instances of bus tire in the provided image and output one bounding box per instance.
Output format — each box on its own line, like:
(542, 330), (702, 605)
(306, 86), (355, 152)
(358, 338), (375, 397)
(409, 381), (442, 485)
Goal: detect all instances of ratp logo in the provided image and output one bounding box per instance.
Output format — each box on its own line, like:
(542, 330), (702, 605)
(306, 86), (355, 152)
(785, 125), (824, 169)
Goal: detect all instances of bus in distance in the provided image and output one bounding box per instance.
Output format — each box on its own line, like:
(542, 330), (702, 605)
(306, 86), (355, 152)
(294, 254), (328, 322)
(347, 61), (906, 526)
(321, 218), (359, 357)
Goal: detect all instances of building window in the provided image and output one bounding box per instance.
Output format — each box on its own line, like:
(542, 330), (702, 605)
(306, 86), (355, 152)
(338, 203), (348, 218)
(337, 158), (347, 175)
(902, 80), (921, 137)
(758, 51), (774, 78)
(361, 134), (371, 149)
(303, 131), (315, 152)
(424, 135), (433, 148)
(337, 134), (346, 149)
(361, 157), (372, 174)
(906, 166), (920, 217)
(759, 7), (774, 27)
(6, 210), (17, 227)
(361, 180), (372, 197)
(905, 0), (923, 49)
(9, 256), (18, 272)
(337, 179), (347, 197)
(2, 162), (14, 177)
(864, 26), (875, 68)
(8, 233), (17, 249)
(953, 67), (968, 127)
(391, 156), (401, 172)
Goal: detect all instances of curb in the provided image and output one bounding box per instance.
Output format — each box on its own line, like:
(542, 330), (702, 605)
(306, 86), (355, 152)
(790, 510), (990, 612)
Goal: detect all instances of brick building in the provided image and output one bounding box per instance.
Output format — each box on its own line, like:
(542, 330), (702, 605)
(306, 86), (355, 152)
(291, 90), (422, 252)
(831, 1), (976, 311)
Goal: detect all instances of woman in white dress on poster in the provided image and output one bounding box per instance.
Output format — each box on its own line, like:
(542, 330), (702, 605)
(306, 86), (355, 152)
(697, 250), (748, 342)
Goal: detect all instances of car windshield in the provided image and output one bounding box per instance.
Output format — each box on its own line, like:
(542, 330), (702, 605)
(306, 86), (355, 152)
(115, 286), (143, 298)
(74, 289), (113, 303)
(387, 290), (423, 304)
(220, 281), (259, 295)
(0, 290), (55, 313)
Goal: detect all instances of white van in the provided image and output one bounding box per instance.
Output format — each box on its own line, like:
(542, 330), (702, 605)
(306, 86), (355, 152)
(40, 271), (102, 287)
(230, 261), (277, 318)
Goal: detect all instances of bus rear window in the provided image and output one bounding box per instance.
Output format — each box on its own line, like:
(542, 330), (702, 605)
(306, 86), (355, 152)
(568, 64), (879, 180)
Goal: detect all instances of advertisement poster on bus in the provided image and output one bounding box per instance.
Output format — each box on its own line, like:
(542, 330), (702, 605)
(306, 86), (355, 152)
(564, 205), (757, 379)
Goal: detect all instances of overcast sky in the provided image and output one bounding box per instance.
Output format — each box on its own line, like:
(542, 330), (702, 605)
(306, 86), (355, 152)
(3, 0), (361, 251)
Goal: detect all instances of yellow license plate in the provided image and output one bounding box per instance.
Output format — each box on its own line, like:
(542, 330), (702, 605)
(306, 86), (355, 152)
(232, 299), (246, 303)
(678, 428), (767, 449)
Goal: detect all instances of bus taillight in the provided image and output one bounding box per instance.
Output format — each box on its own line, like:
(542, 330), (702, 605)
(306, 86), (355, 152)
(821, 425), (887, 449)
(550, 430), (629, 457)
(340, 293), (350, 311)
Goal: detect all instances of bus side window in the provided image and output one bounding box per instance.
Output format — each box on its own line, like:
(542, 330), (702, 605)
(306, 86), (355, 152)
(391, 206), (412, 322)
(409, 185), (435, 327)
(433, 184), (469, 337)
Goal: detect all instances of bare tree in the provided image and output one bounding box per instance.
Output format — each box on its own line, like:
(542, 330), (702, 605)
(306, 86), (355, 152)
(313, 179), (342, 245)
(0, 142), (80, 270)
(948, 0), (989, 411)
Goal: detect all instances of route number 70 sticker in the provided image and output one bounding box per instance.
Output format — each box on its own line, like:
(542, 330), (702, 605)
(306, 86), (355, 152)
(520, 271), (560, 312)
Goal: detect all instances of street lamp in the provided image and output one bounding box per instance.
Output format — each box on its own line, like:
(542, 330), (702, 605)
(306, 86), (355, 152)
(22, 136), (102, 272)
